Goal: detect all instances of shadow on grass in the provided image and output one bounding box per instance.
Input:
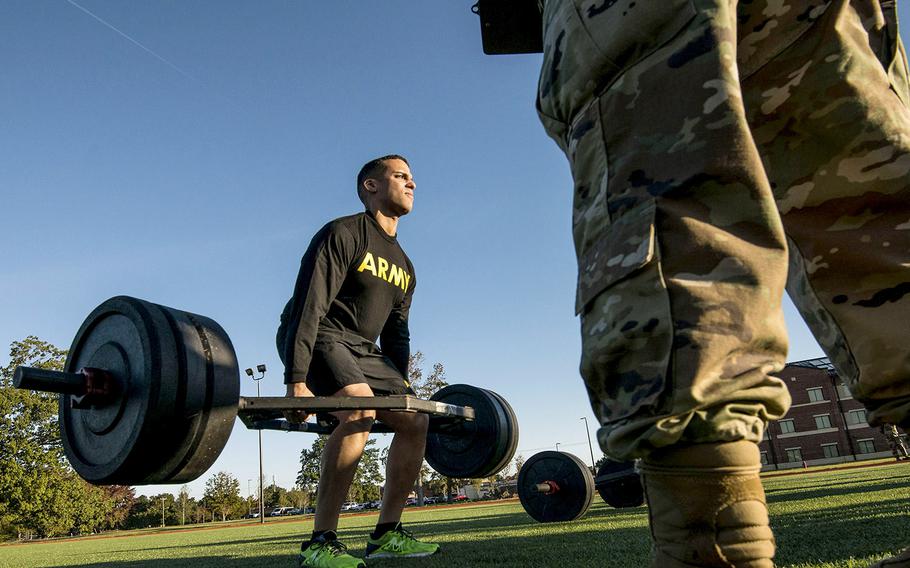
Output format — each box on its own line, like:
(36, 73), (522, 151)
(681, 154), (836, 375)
(766, 478), (910, 504)
(57, 558), (287, 568)
(53, 508), (652, 568)
(54, 527), (652, 568)
(75, 534), (301, 555)
(772, 496), (909, 567)
(51, 491), (907, 568)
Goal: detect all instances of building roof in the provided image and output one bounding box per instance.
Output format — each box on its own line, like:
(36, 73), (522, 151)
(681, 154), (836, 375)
(787, 357), (835, 371)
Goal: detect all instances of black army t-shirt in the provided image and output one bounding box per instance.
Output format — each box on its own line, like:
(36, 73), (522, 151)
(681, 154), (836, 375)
(277, 212), (415, 394)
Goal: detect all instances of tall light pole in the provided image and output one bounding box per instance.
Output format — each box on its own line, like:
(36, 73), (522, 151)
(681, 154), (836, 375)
(246, 364), (267, 524)
(247, 479), (253, 517)
(580, 416), (596, 470)
(555, 442), (561, 453)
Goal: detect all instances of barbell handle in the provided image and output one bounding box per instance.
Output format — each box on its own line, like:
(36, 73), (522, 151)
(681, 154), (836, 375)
(13, 366), (87, 395)
(249, 418), (426, 436)
(250, 419), (334, 435)
(534, 481), (560, 495)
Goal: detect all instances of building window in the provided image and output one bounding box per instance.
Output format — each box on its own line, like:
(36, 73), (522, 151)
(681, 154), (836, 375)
(836, 383), (852, 400)
(822, 443), (839, 458)
(857, 439), (875, 454)
(846, 409), (868, 426)
(779, 419), (796, 434)
(785, 448), (802, 462)
(807, 387), (824, 402)
(760, 452), (769, 465)
(814, 414), (832, 429)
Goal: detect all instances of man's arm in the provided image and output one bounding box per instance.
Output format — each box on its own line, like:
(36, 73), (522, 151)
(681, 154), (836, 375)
(281, 222), (358, 384)
(379, 277), (415, 380)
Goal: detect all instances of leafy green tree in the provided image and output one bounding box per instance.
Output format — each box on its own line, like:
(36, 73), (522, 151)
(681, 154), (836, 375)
(183, 496), (201, 524)
(158, 493), (180, 526)
(193, 499), (211, 524)
(24, 474), (76, 538)
(512, 454), (525, 479)
(0, 337), (113, 538)
(407, 352), (449, 399)
(349, 439), (383, 502)
(124, 495), (154, 529)
(231, 498), (249, 519)
(286, 488), (310, 509)
(104, 485), (136, 529)
(297, 435), (327, 497)
(203, 471), (241, 521)
(0, 338), (68, 536)
(424, 470), (448, 499)
(406, 352), (450, 502)
(69, 475), (115, 534)
(178, 486), (190, 525)
(264, 482), (288, 509)
(1, 338), (137, 539)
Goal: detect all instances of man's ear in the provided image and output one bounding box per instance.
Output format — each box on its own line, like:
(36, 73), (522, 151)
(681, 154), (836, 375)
(362, 179), (377, 194)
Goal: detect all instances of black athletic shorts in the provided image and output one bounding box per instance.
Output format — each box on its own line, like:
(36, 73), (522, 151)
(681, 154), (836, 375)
(279, 329), (412, 397)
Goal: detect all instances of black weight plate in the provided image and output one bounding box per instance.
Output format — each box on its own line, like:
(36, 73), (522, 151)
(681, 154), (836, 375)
(482, 389), (519, 476)
(62, 296), (181, 484)
(518, 451), (594, 523)
(596, 459), (644, 508)
(426, 384), (508, 478)
(151, 306), (239, 483)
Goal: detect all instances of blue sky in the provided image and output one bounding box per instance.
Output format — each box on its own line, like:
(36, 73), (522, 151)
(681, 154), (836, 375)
(3, 1), (905, 499)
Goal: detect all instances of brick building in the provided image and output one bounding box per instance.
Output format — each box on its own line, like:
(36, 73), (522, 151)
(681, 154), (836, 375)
(758, 357), (907, 470)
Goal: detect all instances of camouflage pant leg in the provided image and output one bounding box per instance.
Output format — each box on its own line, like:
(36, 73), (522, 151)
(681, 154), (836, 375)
(538, 0), (795, 460)
(740, 0), (910, 428)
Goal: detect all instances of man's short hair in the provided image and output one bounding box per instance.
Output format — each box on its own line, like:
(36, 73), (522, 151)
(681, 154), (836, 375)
(356, 154), (409, 206)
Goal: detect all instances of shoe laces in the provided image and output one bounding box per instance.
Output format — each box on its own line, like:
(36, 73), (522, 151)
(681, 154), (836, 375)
(318, 539), (350, 557)
(391, 525), (415, 540)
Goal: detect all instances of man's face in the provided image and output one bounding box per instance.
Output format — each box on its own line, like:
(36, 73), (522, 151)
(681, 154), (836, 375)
(367, 159), (415, 216)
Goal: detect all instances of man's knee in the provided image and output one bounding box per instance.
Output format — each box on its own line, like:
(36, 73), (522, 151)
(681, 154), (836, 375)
(398, 411), (428, 436)
(332, 409), (377, 432)
(411, 412), (429, 434)
(381, 410), (428, 437)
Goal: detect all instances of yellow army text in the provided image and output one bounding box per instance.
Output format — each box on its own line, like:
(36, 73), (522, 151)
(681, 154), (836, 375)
(356, 252), (411, 292)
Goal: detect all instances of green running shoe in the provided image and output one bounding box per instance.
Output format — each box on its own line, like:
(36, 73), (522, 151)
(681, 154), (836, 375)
(364, 524), (440, 560)
(298, 535), (365, 568)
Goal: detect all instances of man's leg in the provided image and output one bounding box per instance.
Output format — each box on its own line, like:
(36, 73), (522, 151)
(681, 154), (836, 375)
(744, 1), (910, 557)
(741, 0), (910, 428)
(362, 409), (439, 559)
(313, 382), (376, 533)
(536, 1), (804, 565)
(373, 409), (428, 524)
(538, 0), (793, 460)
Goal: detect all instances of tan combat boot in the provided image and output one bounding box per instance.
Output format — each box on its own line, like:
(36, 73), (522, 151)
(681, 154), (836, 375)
(641, 441), (775, 568)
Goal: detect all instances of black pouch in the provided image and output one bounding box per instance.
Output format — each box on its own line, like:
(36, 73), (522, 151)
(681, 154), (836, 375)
(473, 0), (543, 54)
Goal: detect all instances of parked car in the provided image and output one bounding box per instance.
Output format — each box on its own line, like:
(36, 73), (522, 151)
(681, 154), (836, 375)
(405, 498), (418, 506)
(269, 507), (293, 517)
(341, 502), (358, 511)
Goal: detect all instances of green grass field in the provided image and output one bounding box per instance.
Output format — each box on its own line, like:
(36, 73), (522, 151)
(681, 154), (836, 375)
(1, 462), (907, 568)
